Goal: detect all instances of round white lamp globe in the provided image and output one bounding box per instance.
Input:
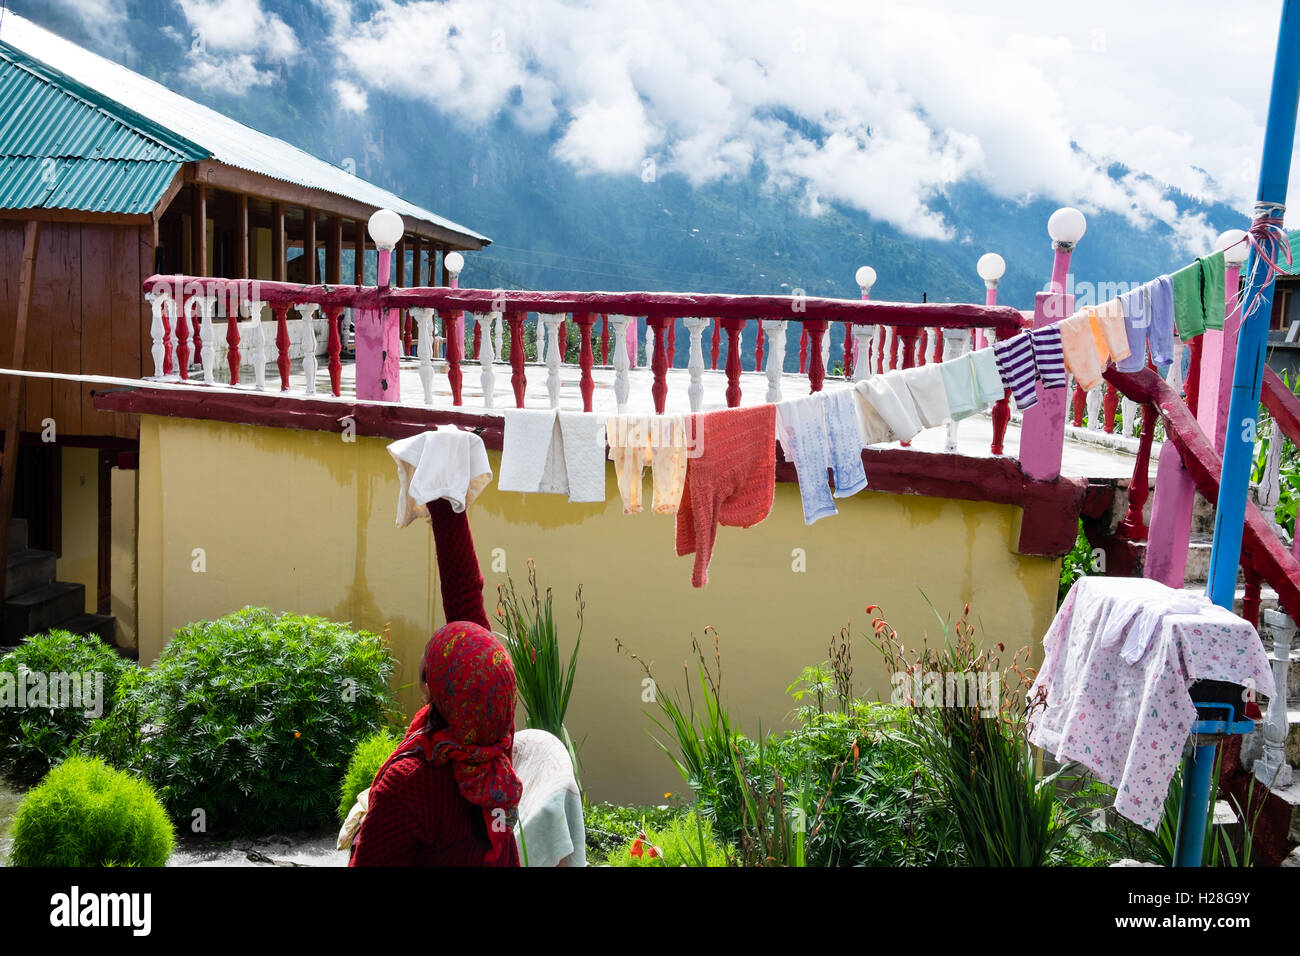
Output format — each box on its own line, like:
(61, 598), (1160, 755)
(855, 265), (877, 289)
(976, 252), (1006, 283)
(1215, 228), (1249, 267)
(444, 251), (465, 276)
(367, 208), (404, 250)
(1047, 207), (1087, 247)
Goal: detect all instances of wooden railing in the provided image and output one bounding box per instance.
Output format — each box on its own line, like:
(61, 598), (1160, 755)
(140, 275), (1029, 454)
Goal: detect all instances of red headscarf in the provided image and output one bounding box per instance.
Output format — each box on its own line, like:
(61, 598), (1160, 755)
(378, 621), (523, 864)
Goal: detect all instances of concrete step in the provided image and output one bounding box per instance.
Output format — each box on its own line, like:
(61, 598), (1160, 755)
(4, 548), (56, 599)
(3, 581), (85, 644)
(61, 612), (115, 645)
(7, 518), (26, 553)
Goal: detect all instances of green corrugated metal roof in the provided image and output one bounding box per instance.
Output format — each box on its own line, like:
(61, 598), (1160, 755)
(0, 12), (490, 243)
(0, 41), (208, 214)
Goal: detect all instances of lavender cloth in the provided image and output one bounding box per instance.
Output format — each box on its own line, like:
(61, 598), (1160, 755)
(1118, 277), (1174, 371)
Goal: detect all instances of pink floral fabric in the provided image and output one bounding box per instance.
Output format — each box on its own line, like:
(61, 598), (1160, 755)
(1029, 577), (1272, 830)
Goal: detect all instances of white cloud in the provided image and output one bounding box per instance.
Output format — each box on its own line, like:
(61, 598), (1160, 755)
(175, 0), (298, 94)
(314, 0), (1288, 244)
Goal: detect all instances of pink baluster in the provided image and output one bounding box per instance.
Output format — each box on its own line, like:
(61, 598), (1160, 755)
(326, 305), (344, 396)
(226, 299), (242, 386)
(806, 320), (827, 393)
(710, 319), (721, 371)
(274, 303), (291, 391)
(508, 311), (526, 408)
(722, 318), (744, 406)
(576, 312), (596, 412)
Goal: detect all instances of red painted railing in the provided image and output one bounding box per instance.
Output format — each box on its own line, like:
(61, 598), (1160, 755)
(140, 275), (1026, 449)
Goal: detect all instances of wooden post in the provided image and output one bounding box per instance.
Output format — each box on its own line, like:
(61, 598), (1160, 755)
(353, 222), (365, 285)
(236, 194), (250, 279)
(304, 208), (317, 284)
(0, 221), (41, 603)
(271, 202), (285, 282)
(327, 216), (342, 285)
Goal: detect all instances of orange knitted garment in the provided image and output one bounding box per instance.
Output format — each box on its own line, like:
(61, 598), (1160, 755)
(675, 404), (776, 588)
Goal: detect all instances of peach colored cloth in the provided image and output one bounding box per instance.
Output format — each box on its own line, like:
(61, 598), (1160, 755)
(605, 415), (689, 515)
(1060, 304), (1132, 391)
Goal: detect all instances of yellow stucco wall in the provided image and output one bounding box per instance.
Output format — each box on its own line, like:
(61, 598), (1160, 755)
(136, 415), (1062, 805)
(57, 446), (98, 615)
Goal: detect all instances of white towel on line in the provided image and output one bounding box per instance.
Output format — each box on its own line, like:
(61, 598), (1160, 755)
(388, 429), (492, 525)
(902, 363), (951, 429)
(499, 409), (606, 503)
(853, 370), (923, 445)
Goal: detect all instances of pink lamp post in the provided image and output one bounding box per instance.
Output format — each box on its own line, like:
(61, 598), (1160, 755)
(1198, 229), (1249, 454)
(975, 252), (1005, 349)
(356, 208), (403, 402)
(444, 251), (466, 406)
(1020, 207), (1085, 481)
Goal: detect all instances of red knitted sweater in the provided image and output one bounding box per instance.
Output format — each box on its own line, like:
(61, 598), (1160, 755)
(348, 498), (520, 867)
(675, 405), (776, 587)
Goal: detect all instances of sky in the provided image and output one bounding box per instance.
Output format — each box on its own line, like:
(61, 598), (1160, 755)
(35, 0), (1295, 251)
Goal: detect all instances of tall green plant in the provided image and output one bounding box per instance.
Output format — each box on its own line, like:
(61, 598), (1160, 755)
(495, 560), (583, 780)
(869, 602), (1085, 866)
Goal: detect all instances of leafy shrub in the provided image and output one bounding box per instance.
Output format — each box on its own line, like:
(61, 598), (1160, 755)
(89, 608), (396, 833)
(606, 812), (728, 867)
(0, 630), (134, 785)
(8, 755), (173, 866)
(1058, 521), (1097, 605)
(338, 726), (402, 822)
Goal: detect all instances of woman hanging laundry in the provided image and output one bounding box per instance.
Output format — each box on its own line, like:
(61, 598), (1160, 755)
(349, 499), (523, 867)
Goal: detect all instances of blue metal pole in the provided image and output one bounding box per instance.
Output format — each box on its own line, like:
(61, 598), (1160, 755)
(1206, 0), (1300, 609)
(1173, 741), (1218, 867)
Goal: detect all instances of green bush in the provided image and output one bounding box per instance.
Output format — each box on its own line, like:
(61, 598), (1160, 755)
(87, 607), (396, 833)
(338, 726), (402, 822)
(606, 812), (728, 867)
(0, 630), (134, 785)
(8, 755), (173, 866)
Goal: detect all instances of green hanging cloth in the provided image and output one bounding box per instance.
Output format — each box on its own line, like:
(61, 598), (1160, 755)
(1171, 251), (1227, 341)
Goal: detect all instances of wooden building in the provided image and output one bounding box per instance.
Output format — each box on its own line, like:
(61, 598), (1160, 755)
(0, 12), (489, 647)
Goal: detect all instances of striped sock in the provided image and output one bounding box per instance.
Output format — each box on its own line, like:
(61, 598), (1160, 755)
(993, 332), (1039, 410)
(1031, 325), (1067, 389)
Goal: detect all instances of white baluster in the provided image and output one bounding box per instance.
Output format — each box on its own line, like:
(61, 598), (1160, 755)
(297, 302), (319, 396)
(248, 299), (267, 391)
(942, 328), (969, 454)
(1258, 419), (1286, 538)
(477, 312), (498, 409)
(883, 326), (896, 371)
(541, 312), (563, 408)
(644, 325), (655, 370)
(1165, 338), (1185, 395)
(536, 313), (547, 364)
(820, 326), (831, 372)
(851, 324), (876, 383)
(494, 312), (504, 359)
(610, 314), (634, 413)
(1086, 386), (1103, 431)
(1255, 609), (1295, 789)
(762, 319), (788, 404)
(411, 307), (435, 405)
(145, 291), (168, 379)
(198, 295), (216, 384)
(1121, 396), (1138, 438)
